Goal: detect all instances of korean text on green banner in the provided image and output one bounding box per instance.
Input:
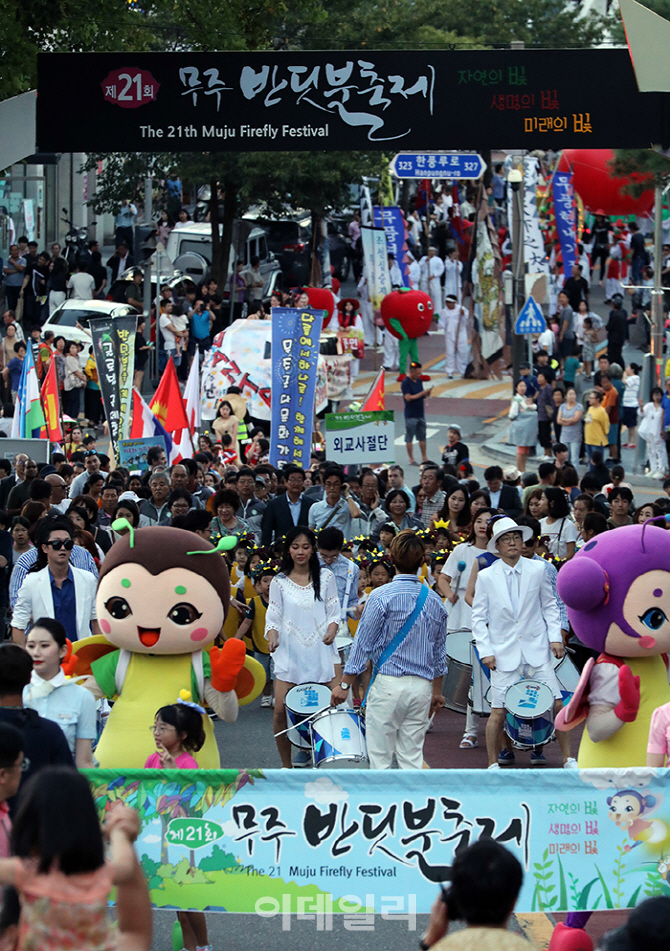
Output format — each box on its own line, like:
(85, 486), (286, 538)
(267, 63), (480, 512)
(83, 767), (670, 915)
(269, 307), (323, 469)
(325, 411), (394, 465)
(117, 314), (138, 439)
(90, 314), (137, 457)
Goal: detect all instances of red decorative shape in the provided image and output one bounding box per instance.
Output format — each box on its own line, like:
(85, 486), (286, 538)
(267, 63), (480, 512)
(303, 287), (336, 327)
(101, 68), (160, 109)
(380, 288), (434, 340)
(558, 149), (654, 216)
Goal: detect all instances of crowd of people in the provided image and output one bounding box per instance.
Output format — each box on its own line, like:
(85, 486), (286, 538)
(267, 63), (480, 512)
(1, 402), (669, 781)
(507, 355), (670, 480)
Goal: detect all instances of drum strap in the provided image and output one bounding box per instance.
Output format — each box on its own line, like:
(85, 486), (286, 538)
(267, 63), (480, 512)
(362, 585), (429, 709)
(341, 560), (355, 622)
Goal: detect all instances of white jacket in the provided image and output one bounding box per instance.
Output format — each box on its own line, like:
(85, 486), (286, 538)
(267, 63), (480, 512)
(471, 557), (560, 671)
(13, 565), (97, 641)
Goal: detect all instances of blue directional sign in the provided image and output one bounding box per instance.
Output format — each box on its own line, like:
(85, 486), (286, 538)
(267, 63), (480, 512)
(390, 152), (486, 180)
(515, 296), (547, 335)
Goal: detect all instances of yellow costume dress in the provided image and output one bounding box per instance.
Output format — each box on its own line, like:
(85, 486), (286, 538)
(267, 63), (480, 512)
(577, 654), (670, 768)
(91, 651), (219, 768)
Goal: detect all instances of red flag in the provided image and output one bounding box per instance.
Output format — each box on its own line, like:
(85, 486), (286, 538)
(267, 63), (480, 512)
(149, 358), (189, 433)
(361, 368), (385, 411)
(41, 358), (63, 442)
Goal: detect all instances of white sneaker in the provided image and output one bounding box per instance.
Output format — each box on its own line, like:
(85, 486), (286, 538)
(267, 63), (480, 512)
(260, 695), (272, 707)
(293, 749), (311, 768)
(487, 763), (501, 770)
(563, 757), (579, 769)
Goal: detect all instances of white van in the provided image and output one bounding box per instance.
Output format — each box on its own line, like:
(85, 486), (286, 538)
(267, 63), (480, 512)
(166, 222), (281, 300)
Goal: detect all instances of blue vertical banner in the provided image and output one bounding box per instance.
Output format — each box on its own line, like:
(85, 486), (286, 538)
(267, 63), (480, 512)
(270, 307), (323, 469)
(552, 170), (578, 275)
(372, 206), (410, 286)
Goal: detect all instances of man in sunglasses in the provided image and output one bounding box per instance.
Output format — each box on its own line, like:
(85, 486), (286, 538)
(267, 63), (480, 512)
(11, 518), (100, 644)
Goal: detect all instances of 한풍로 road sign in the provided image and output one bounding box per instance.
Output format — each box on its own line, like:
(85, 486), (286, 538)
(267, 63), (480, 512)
(390, 152), (486, 179)
(515, 296), (547, 335)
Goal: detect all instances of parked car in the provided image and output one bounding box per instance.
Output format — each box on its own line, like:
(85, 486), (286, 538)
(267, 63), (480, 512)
(42, 300), (138, 366)
(246, 214), (350, 286)
(165, 222), (282, 301)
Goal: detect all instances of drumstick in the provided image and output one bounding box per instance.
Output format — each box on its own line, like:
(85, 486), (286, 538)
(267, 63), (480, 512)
(273, 703), (333, 739)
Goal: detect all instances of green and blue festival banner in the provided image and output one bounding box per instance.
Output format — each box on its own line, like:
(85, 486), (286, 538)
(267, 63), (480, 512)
(84, 768), (670, 916)
(10, 344), (46, 439)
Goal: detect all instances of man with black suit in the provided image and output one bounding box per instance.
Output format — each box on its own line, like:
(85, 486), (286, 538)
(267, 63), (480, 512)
(106, 244), (134, 282)
(261, 466), (315, 545)
(484, 466), (523, 518)
(0, 454), (28, 510)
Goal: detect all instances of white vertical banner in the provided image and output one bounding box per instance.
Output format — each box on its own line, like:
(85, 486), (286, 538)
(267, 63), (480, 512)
(522, 156), (550, 275)
(360, 226), (391, 313)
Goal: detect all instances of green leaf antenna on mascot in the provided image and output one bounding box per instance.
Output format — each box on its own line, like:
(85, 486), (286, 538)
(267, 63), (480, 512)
(380, 288), (434, 381)
(71, 524), (264, 768)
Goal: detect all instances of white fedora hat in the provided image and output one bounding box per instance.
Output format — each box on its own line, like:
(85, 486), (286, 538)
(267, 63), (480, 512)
(487, 516), (533, 553)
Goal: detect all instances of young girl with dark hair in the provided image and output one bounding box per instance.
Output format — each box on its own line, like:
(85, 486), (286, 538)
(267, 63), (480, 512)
(145, 699), (209, 951)
(539, 486), (578, 561)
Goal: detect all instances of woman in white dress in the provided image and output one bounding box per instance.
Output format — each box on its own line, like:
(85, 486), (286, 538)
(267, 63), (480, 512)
(266, 526), (341, 768)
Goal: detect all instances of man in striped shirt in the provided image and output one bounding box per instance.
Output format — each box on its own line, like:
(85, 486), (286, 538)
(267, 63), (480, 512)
(419, 465), (446, 528)
(331, 530), (447, 769)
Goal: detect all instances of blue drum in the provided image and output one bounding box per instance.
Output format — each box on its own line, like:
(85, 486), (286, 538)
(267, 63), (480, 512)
(285, 683), (331, 749)
(503, 680), (555, 749)
(310, 708), (369, 768)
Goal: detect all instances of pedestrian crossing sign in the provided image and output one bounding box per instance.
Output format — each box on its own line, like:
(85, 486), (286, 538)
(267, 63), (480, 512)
(515, 297), (546, 335)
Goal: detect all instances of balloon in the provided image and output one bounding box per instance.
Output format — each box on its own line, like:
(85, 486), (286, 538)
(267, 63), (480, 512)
(380, 288), (434, 340)
(558, 150), (654, 217)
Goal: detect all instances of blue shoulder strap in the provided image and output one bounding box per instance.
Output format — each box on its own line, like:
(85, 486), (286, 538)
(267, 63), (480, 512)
(362, 584), (429, 708)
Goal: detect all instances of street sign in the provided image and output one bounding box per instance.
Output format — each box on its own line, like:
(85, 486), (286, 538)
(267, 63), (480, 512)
(515, 296), (546, 335)
(390, 152), (486, 179)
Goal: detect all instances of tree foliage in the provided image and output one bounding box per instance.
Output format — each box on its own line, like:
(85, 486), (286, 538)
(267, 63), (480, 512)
(611, 150), (670, 197)
(287, 0), (606, 51)
(0, 0), (306, 101)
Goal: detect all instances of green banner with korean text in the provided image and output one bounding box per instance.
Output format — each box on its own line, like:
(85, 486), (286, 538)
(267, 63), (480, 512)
(325, 410), (394, 465)
(83, 767), (670, 916)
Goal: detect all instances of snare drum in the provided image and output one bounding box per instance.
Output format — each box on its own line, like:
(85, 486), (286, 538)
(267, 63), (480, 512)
(552, 653), (580, 700)
(285, 683), (331, 749)
(504, 680), (555, 749)
(335, 632), (354, 667)
(311, 708), (369, 768)
(443, 631), (473, 714)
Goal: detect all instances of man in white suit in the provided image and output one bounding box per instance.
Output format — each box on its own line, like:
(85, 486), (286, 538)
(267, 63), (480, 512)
(12, 517), (100, 644)
(471, 517), (574, 769)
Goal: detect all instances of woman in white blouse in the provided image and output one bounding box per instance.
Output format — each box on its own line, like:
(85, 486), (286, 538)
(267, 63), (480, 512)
(265, 526), (341, 768)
